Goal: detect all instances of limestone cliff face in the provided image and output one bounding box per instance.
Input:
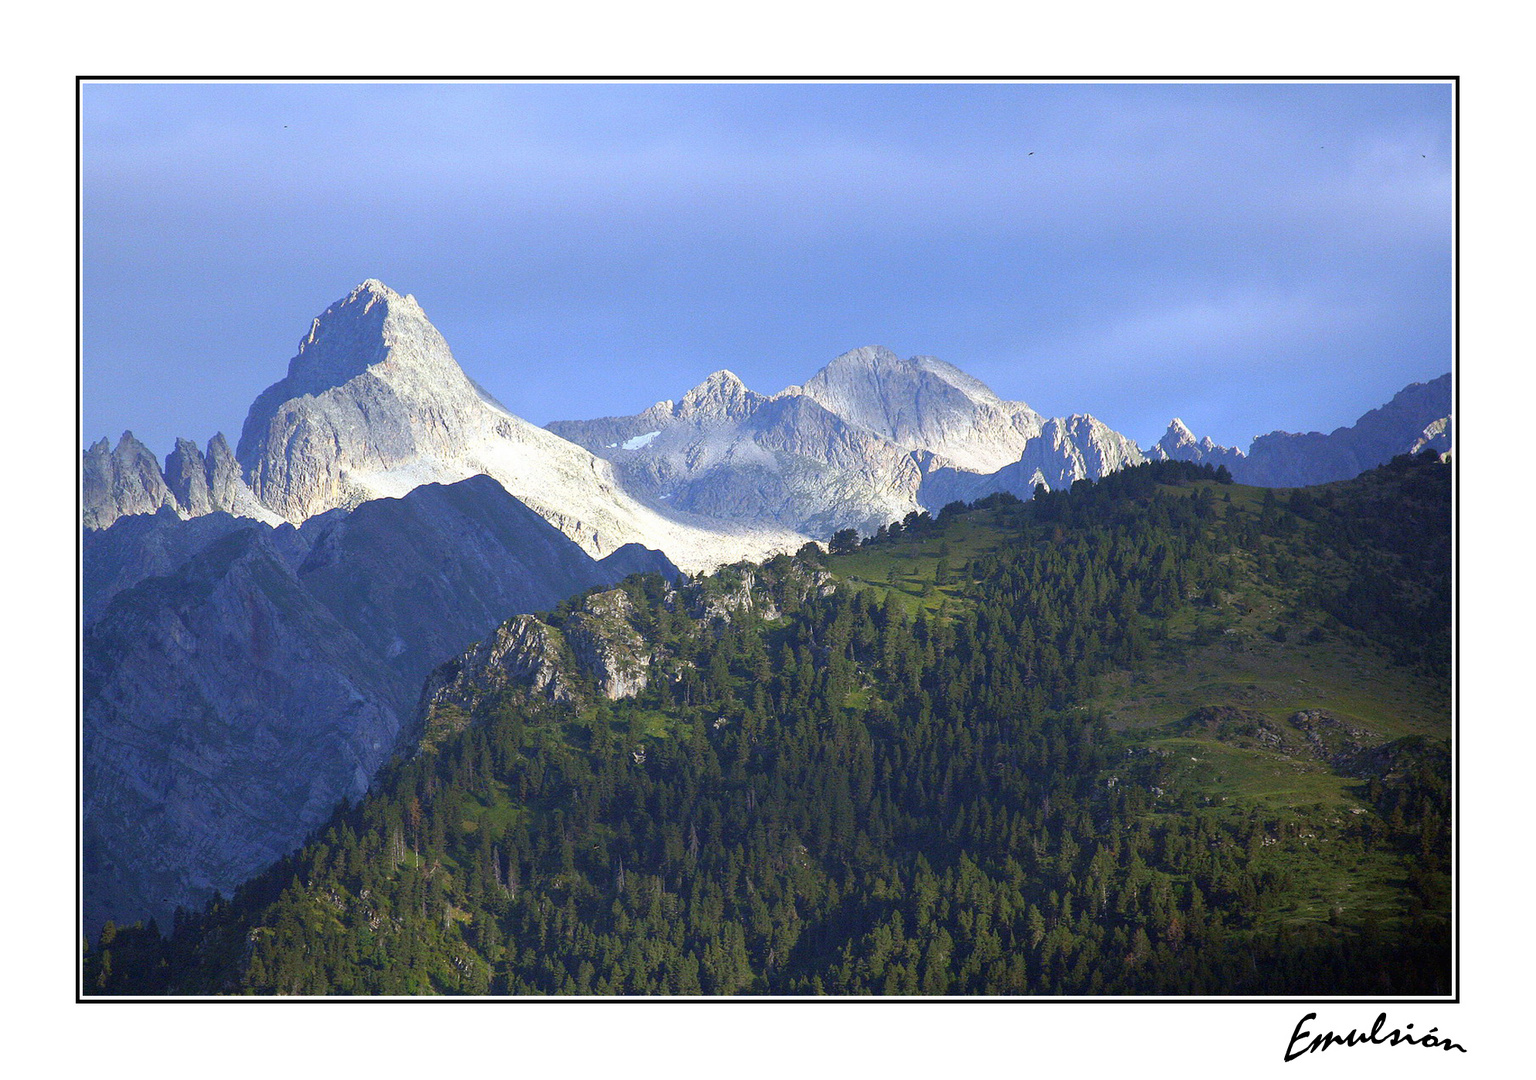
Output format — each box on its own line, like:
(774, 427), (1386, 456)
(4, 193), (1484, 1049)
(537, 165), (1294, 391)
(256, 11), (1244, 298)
(164, 438), (215, 517)
(420, 585), (652, 718)
(418, 615), (581, 719)
(237, 281), (492, 520)
(562, 589), (652, 700)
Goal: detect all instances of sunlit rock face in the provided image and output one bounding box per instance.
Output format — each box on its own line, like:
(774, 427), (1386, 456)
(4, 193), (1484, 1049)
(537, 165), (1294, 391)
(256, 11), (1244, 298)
(552, 345), (1152, 540)
(797, 345), (1049, 475)
(1144, 418), (1246, 470)
(230, 280), (799, 573)
(83, 431), (179, 529)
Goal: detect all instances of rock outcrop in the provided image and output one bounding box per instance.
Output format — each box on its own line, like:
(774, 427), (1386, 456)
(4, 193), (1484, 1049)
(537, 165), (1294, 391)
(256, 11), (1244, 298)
(419, 615), (581, 718)
(416, 551), (835, 732)
(562, 589), (652, 700)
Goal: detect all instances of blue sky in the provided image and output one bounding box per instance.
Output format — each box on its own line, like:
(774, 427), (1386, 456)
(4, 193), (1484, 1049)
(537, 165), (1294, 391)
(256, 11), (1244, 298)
(83, 80), (1452, 459)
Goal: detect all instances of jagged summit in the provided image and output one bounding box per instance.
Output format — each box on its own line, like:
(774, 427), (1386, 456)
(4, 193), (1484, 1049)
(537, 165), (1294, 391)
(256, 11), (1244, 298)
(240, 281), (466, 456)
(1151, 418), (1200, 458)
(676, 370), (764, 422)
(82, 429), (278, 529)
(82, 431), (178, 528)
(235, 280), (493, 520)
(225, 282), (799, 569)
(1144, 417), (1245, 468)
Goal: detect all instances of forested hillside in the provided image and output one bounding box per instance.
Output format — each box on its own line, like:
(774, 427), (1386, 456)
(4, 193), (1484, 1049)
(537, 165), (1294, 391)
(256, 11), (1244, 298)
(85, 455), (1452, 996)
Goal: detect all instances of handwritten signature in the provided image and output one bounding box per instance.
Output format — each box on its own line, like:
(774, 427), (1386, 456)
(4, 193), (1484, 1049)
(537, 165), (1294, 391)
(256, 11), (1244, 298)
(1286, 1012), (1466, 1060)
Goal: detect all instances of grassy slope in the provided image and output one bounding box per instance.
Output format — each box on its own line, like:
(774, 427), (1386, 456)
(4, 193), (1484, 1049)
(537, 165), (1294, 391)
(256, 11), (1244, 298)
(824, 480), (1450, 937)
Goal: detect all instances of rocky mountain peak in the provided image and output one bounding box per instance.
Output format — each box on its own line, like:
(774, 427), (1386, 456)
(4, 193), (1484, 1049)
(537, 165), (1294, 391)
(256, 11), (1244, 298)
(1156, 418), (1198, 455)
(278, 279), (448, 401)
(676, 369), (763, 422)
(236, 281), (495, 519)
(823, 344), (903, 371)
(164, 437), (213, 516)
(82, 430), (179, 529)
(83, 426), (280, 531)
(795, 346), (1045, 475)
(1143, 417), (1245, 468)
(807, 346), (1007, 408)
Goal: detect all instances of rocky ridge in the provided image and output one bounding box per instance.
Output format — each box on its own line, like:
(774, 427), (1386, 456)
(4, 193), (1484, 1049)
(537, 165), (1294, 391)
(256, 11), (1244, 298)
(228, 281), (797, 572)
(551, 345), (1148, 539)
(1143, 373), (1451, 487)
(86, 281), (1453, 570)
(84, 432), (278, 530)
(1144, 418), (1246, 470)
(85, 281), (801, 573)
(83, 475), (679, 934)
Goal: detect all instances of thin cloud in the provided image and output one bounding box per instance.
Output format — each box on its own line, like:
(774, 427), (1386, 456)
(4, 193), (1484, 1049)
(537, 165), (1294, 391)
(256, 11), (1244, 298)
(82, 82), (1453, 459)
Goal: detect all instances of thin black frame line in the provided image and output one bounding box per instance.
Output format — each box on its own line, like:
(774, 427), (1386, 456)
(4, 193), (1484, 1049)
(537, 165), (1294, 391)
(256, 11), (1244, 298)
(75, 73), (85, 1006)
(75, 74), (1459, 1006)
(75, 75), (1459, 83)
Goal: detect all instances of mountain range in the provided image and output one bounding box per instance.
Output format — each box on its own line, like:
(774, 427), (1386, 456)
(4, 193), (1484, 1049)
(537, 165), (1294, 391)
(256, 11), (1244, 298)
(83, 478), (676, 932)
(80, 279), (1452, 934)
(548, 345), (1148, 537)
